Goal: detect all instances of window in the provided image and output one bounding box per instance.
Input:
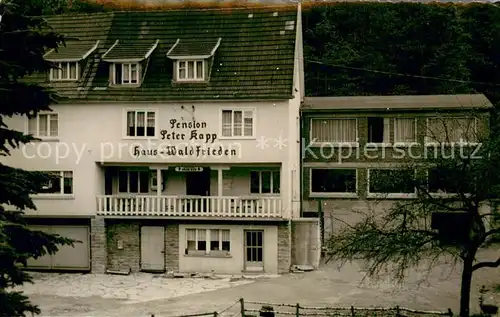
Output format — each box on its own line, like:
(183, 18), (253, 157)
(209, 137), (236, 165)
(428, 168), (471, 194)
(186, 228), (230, 255)
(118, 170), (149, 193)
(50, 62), (78, 81)
(113, 63), (139, 85)
(250, 171), (280, 194)
(39, 171), (73, 195)
(368, 169), (415, 196)
(126, 110), (156, 137)
(221, 109), (254, 138)
(28, 113), (58, 138)
(394, 118), (417, 144)
(310, 118), (357, 144)
(177, 60), (204, 81)
(367, 117), (390, 144)
(310, 169), (357, 195)
(426, 117), (477, 144)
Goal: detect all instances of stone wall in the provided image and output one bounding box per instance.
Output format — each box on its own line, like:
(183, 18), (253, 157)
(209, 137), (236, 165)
(105, 221), (180, 273)
(165, 224), (179, 272)
(277, 221), (291, 273)
(90, 216), (106, 274)
(106, 221), (141, 272)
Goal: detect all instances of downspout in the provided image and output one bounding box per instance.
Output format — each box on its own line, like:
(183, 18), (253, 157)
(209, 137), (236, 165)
(300, 108), (303, 218)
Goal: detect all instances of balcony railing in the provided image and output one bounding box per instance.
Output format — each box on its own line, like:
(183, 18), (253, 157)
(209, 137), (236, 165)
(96, 195), (283, 218)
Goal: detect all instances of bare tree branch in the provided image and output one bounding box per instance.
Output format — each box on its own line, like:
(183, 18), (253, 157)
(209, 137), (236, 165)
(472, 257), (500, 271)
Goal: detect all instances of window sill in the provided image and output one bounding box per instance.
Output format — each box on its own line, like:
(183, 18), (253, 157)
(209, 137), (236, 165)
(429, 193), (471, 198)
(122, 136), (158, 141)
(365, 143), (392, 148)
(309, 193), (358, 199)
(367, 193), (417, 199)
(31, 138), (60, 142)
(49, 79), (79, 82)
(309, 142), (359, 148)
(173, 79), (207, 84)
(393, 142), (420, 147)
(109, 83), (141, 88)
(424, 142), (480, 147)
(219, 136), (256, 140)
(184, 253), (232, 259)
(32, 194), (75, 200)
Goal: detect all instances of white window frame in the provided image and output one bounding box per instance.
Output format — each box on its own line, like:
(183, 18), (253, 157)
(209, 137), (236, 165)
(176, 60), (205, 82)
(366, 117), (391, 146)
(123, 109), (158, 139)
(425, 117), (478, 146)
(426, 168), (471, 198)
(250, 170), (280, 195)
(185, 228), (231, 256)
(117, 170), (150, 194)
(367, 168), (417, 199)
(393, 117), (418, 146)
(26, 113), (59, 139)
(35, 171), (73, 197)
(113, 63), (140, 85)
(309, 168), (358, 198)
(219, 108), (256, 139)
(309, 118), (359, 147)
(49, 62), (79, 81)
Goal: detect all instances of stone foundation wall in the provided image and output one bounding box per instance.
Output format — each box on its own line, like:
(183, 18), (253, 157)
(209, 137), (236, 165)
(106, 221), (141, 272)
(90, 217), (106, 274)
(165, 224), (179, 272)
(277, 221), (291, 273)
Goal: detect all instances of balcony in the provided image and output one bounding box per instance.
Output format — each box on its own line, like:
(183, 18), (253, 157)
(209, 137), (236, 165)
(96, 195), (283, 218)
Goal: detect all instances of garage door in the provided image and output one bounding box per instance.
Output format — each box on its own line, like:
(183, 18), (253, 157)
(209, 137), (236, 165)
(26, 225), (90, 271)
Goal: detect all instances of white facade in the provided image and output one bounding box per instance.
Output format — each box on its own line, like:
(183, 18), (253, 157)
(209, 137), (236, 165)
(4, 99), (302, 220)
(1, 5), (307, 274)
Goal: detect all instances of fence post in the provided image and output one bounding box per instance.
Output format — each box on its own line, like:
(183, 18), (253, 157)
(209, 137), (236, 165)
(296, 303), (300, 317)
(351, 306), (355, 317)
(448, 308), (453, 317)
(396, 306), (400, 317)
(214, 312), (218, 317)
(240, 298), (245, 317)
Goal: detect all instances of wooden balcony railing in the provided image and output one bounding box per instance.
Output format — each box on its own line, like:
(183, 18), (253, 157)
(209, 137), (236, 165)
(96, 195), (283, 218)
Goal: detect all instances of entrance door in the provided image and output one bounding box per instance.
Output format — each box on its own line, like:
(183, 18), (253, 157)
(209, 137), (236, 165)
(185, 168), (211, 212)
(140, 226), (165, 272)
(185, 168), (211, 196)
(244, 230), (264, 272)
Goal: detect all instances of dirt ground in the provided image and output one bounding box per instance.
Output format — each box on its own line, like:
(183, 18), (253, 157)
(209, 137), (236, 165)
(23, 250), (500, 317)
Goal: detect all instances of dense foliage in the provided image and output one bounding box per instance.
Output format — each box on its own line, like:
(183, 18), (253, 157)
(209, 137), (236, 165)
(302, 2), (500, 107)
(0, 1), (73, 316)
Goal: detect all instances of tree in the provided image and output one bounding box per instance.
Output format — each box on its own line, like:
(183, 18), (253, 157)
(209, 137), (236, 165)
(14, 0), (109, 15)
(324, 112), (500, 317)
(0, 1), (74, 316)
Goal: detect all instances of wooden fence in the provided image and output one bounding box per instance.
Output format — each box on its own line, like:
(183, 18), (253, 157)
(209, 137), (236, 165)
(168, 298), (453, 317)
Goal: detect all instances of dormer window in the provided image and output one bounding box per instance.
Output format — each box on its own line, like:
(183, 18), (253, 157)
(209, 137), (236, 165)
(177, 60), (204, 81)
(102, 39), (159, 87)
(113, 63), (140, 85)
(167, 38), (222, 83)
(50, 62), (79, 81)
(44, 40), (99, 82)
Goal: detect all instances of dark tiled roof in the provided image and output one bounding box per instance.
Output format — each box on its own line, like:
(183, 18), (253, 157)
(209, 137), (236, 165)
(44, 41), (99, 61)
(34, 6), (298, 102)
(301, 94), (494, 112)
(102, 40), (159, 61)
(167, 38), (221, 58)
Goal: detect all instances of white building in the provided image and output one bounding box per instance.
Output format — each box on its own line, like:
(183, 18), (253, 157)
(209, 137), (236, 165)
(3, 5), (320, 274)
